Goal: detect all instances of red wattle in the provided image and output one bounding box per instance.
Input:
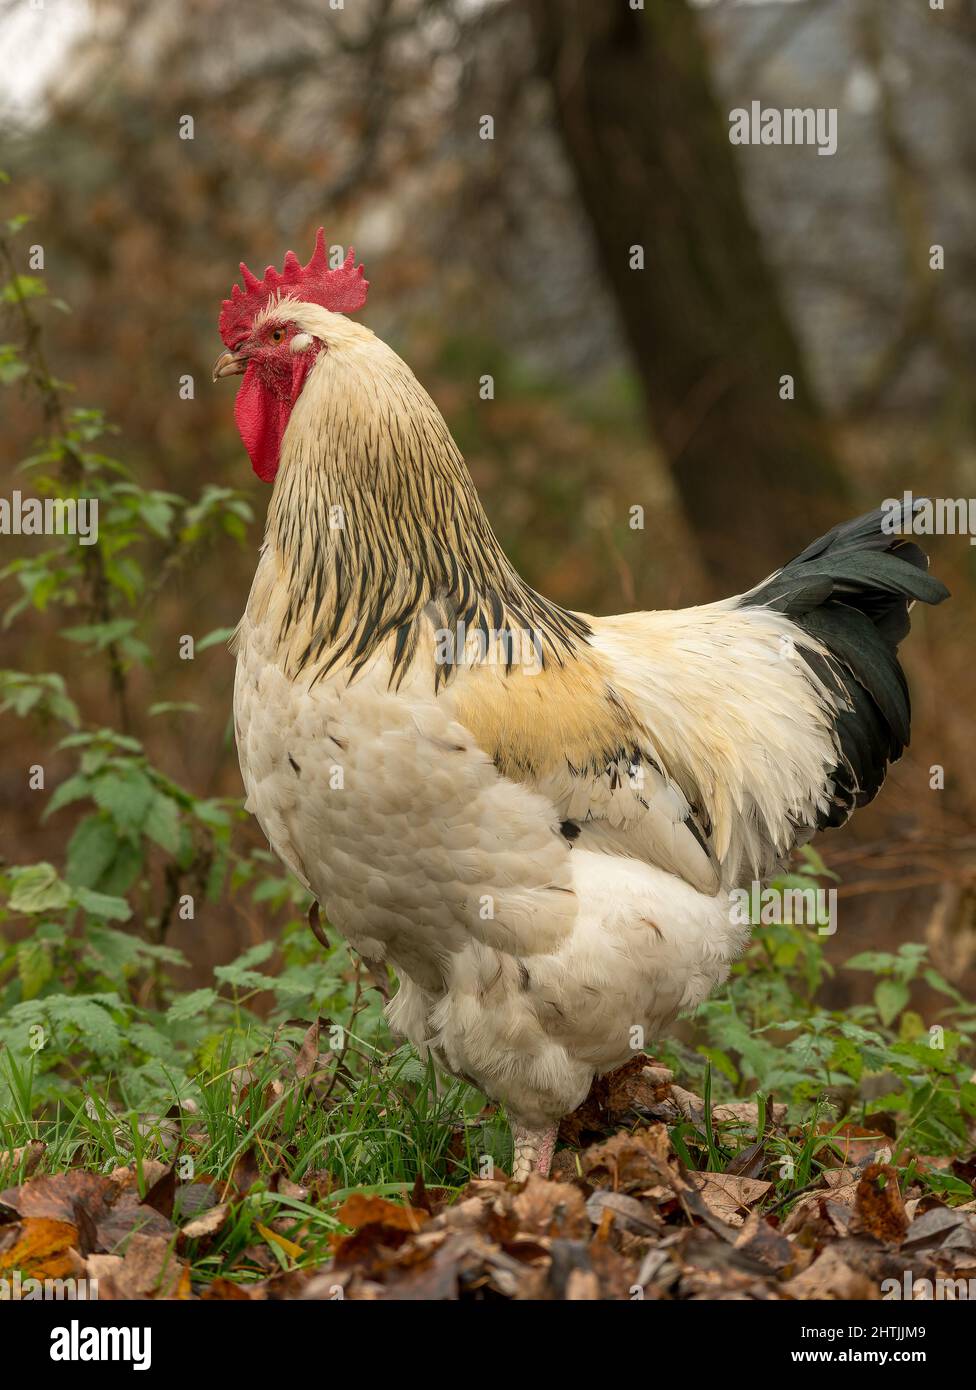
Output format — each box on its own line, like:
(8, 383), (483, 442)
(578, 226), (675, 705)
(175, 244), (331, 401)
(233, 352), (317, 484)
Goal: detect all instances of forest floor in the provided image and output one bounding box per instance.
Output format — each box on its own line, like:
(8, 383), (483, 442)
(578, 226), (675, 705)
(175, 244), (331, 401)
(3, 1054), (975, 1302)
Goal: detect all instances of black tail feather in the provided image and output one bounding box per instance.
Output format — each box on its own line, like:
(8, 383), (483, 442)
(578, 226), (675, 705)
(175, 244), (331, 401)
(740, 502), (949, 828)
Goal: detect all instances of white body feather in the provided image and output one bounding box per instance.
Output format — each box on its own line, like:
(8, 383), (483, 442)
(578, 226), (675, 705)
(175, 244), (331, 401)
(234, 579), (831, 1124)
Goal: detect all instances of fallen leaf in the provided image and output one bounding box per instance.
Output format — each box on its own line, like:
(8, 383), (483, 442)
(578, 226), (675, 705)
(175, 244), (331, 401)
(0, 1168), (172, 1256)
(512, 1175), (588, 1240)
(180, 1203), (229, 1242)
(781, 1244), (879, 1300)
(565, 1267), (600, 1299)
(670, 1085), (707, 1124)
(293, 1018), (322, 1081)
(725, 1142), (769, 1180)
(80, 1253), (124, 1284)
(227, 1145), (263, 1198)
(0, 1142), (46, 1179)
(687, 1172), (771, 1227)
(174, 1179), (222, 1222)
(0, 1217), (77, 1278)
(854, 1162), (909, 1244)
(330, 1195), (430, 1274)
(96, 1233), (189, 1299)
(142, 1161), (178, 1220)
(256, 1221), (304, 1260)
(903, 1206), (976, 1256)
(827, 1124), (892, 1167)
(335, 1194), (428, 1234)
(581, 1125), (674, 1194)
(0, 1169), (115, 1222)
(585, 1189), (661, 1236)
(733, 1212), (795, 1273)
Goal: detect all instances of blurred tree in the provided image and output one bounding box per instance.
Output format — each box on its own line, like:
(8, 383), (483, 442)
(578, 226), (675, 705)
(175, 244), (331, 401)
(529, 0), (848, 590)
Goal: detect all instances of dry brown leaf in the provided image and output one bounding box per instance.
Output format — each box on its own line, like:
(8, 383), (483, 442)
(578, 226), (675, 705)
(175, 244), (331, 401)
(824, 1166), (860, 1191)
(586, 1189), (661, 1236)
(688, 1172), (772, 1226)
(142, 1161), (178, 1221)
(0, 1142), (46, 1178)
(734, 1212), (795, 1273)
(180, 1202), (229, 1241)
(827, 1124), (892, 1167)
(565, 1268), (600, 1299)
(854, 1162), (909, 1244)
(781, 1244), (879, 1300)
(0, 1167), (172, 1256)
(123, 1160), (169, 1192)
(781, 1193), (833, 1238)
(712, 1101), (787, 1127)
(335, 1193), (429, 1233)
(823, 1201), (856, 1237)
(581, 1125), (674, 1194)
(559, 1057), (663, 1144)
(80, 1253), (124, 1284)
(174, 1179), (222, 1221)
(0, 1217), (78, 1278)
(227, 1145), (262, 1198)
(641, 1065), (674, 1087)
(511, 1175), (588, 1240)
(902, 1205), (976, 1256)
(96, 1233), (189, 1300)
(330, 1195), (431, 1273)
(591, 1238), (651, 1298)
(293, 1019), (322, 1080)
(0, 1169), (115, 1222)
(669, 1084), (707, 1122)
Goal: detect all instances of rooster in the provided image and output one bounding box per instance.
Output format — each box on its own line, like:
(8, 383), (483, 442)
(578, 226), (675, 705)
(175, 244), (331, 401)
(214, 232), (948, 1181)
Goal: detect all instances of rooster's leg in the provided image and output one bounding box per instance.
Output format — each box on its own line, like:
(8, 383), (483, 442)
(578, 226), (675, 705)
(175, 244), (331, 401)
(511, 1120), (558, 1182)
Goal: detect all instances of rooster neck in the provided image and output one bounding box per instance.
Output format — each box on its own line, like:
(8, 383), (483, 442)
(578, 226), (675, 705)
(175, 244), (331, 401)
(253, 348), (590, 687)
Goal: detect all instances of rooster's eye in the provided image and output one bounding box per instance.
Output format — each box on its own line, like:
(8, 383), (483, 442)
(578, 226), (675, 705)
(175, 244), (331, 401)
(271, 328), (286, 343)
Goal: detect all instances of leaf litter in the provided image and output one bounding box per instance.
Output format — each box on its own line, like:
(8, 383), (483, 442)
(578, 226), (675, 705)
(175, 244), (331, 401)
(3, 1055), (976, 1301)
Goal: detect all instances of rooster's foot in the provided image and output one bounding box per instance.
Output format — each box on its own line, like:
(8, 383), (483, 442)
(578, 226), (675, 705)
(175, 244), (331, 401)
(511, 1120), (558, 1182)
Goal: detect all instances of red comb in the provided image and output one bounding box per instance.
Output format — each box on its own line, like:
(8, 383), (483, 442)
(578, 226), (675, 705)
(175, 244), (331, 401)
(218, 228), (368, 347)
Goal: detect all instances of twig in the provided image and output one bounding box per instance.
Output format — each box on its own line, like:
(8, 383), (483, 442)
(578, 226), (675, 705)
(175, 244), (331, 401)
(0, 229), (131, 729)
(319, 960), (367, 1106)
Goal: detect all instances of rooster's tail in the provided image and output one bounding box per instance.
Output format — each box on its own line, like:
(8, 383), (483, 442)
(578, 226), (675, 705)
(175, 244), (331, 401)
(739, 501), (950, 829)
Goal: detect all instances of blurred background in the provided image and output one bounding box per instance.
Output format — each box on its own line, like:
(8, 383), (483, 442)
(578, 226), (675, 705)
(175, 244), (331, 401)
(2, 0), (975, 1005)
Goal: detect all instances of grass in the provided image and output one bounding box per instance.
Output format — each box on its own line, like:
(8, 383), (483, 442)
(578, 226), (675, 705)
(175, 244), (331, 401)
(2, 963), (974, 1290)
(0, 1033), (509, 1190)
(0, 1024), (516, 1288)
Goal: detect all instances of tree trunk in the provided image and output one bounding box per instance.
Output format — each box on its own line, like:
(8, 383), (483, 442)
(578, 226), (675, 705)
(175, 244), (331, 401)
(529, 0), (848, 594)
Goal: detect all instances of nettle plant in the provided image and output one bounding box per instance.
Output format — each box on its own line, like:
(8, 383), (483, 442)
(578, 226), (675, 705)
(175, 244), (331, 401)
(667, 849), (976, 1190)
(0, 207), (377, 1125)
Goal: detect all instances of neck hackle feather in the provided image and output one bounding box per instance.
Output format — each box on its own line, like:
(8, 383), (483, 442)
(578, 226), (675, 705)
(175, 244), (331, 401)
(250, 310), (590, 689)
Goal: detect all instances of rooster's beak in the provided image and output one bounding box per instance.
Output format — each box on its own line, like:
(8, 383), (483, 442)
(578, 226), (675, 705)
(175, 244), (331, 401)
(212, 350), (247, 382)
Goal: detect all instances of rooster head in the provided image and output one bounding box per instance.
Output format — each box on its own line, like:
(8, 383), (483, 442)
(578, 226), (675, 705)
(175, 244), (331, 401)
(213, 229), (369, 482)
